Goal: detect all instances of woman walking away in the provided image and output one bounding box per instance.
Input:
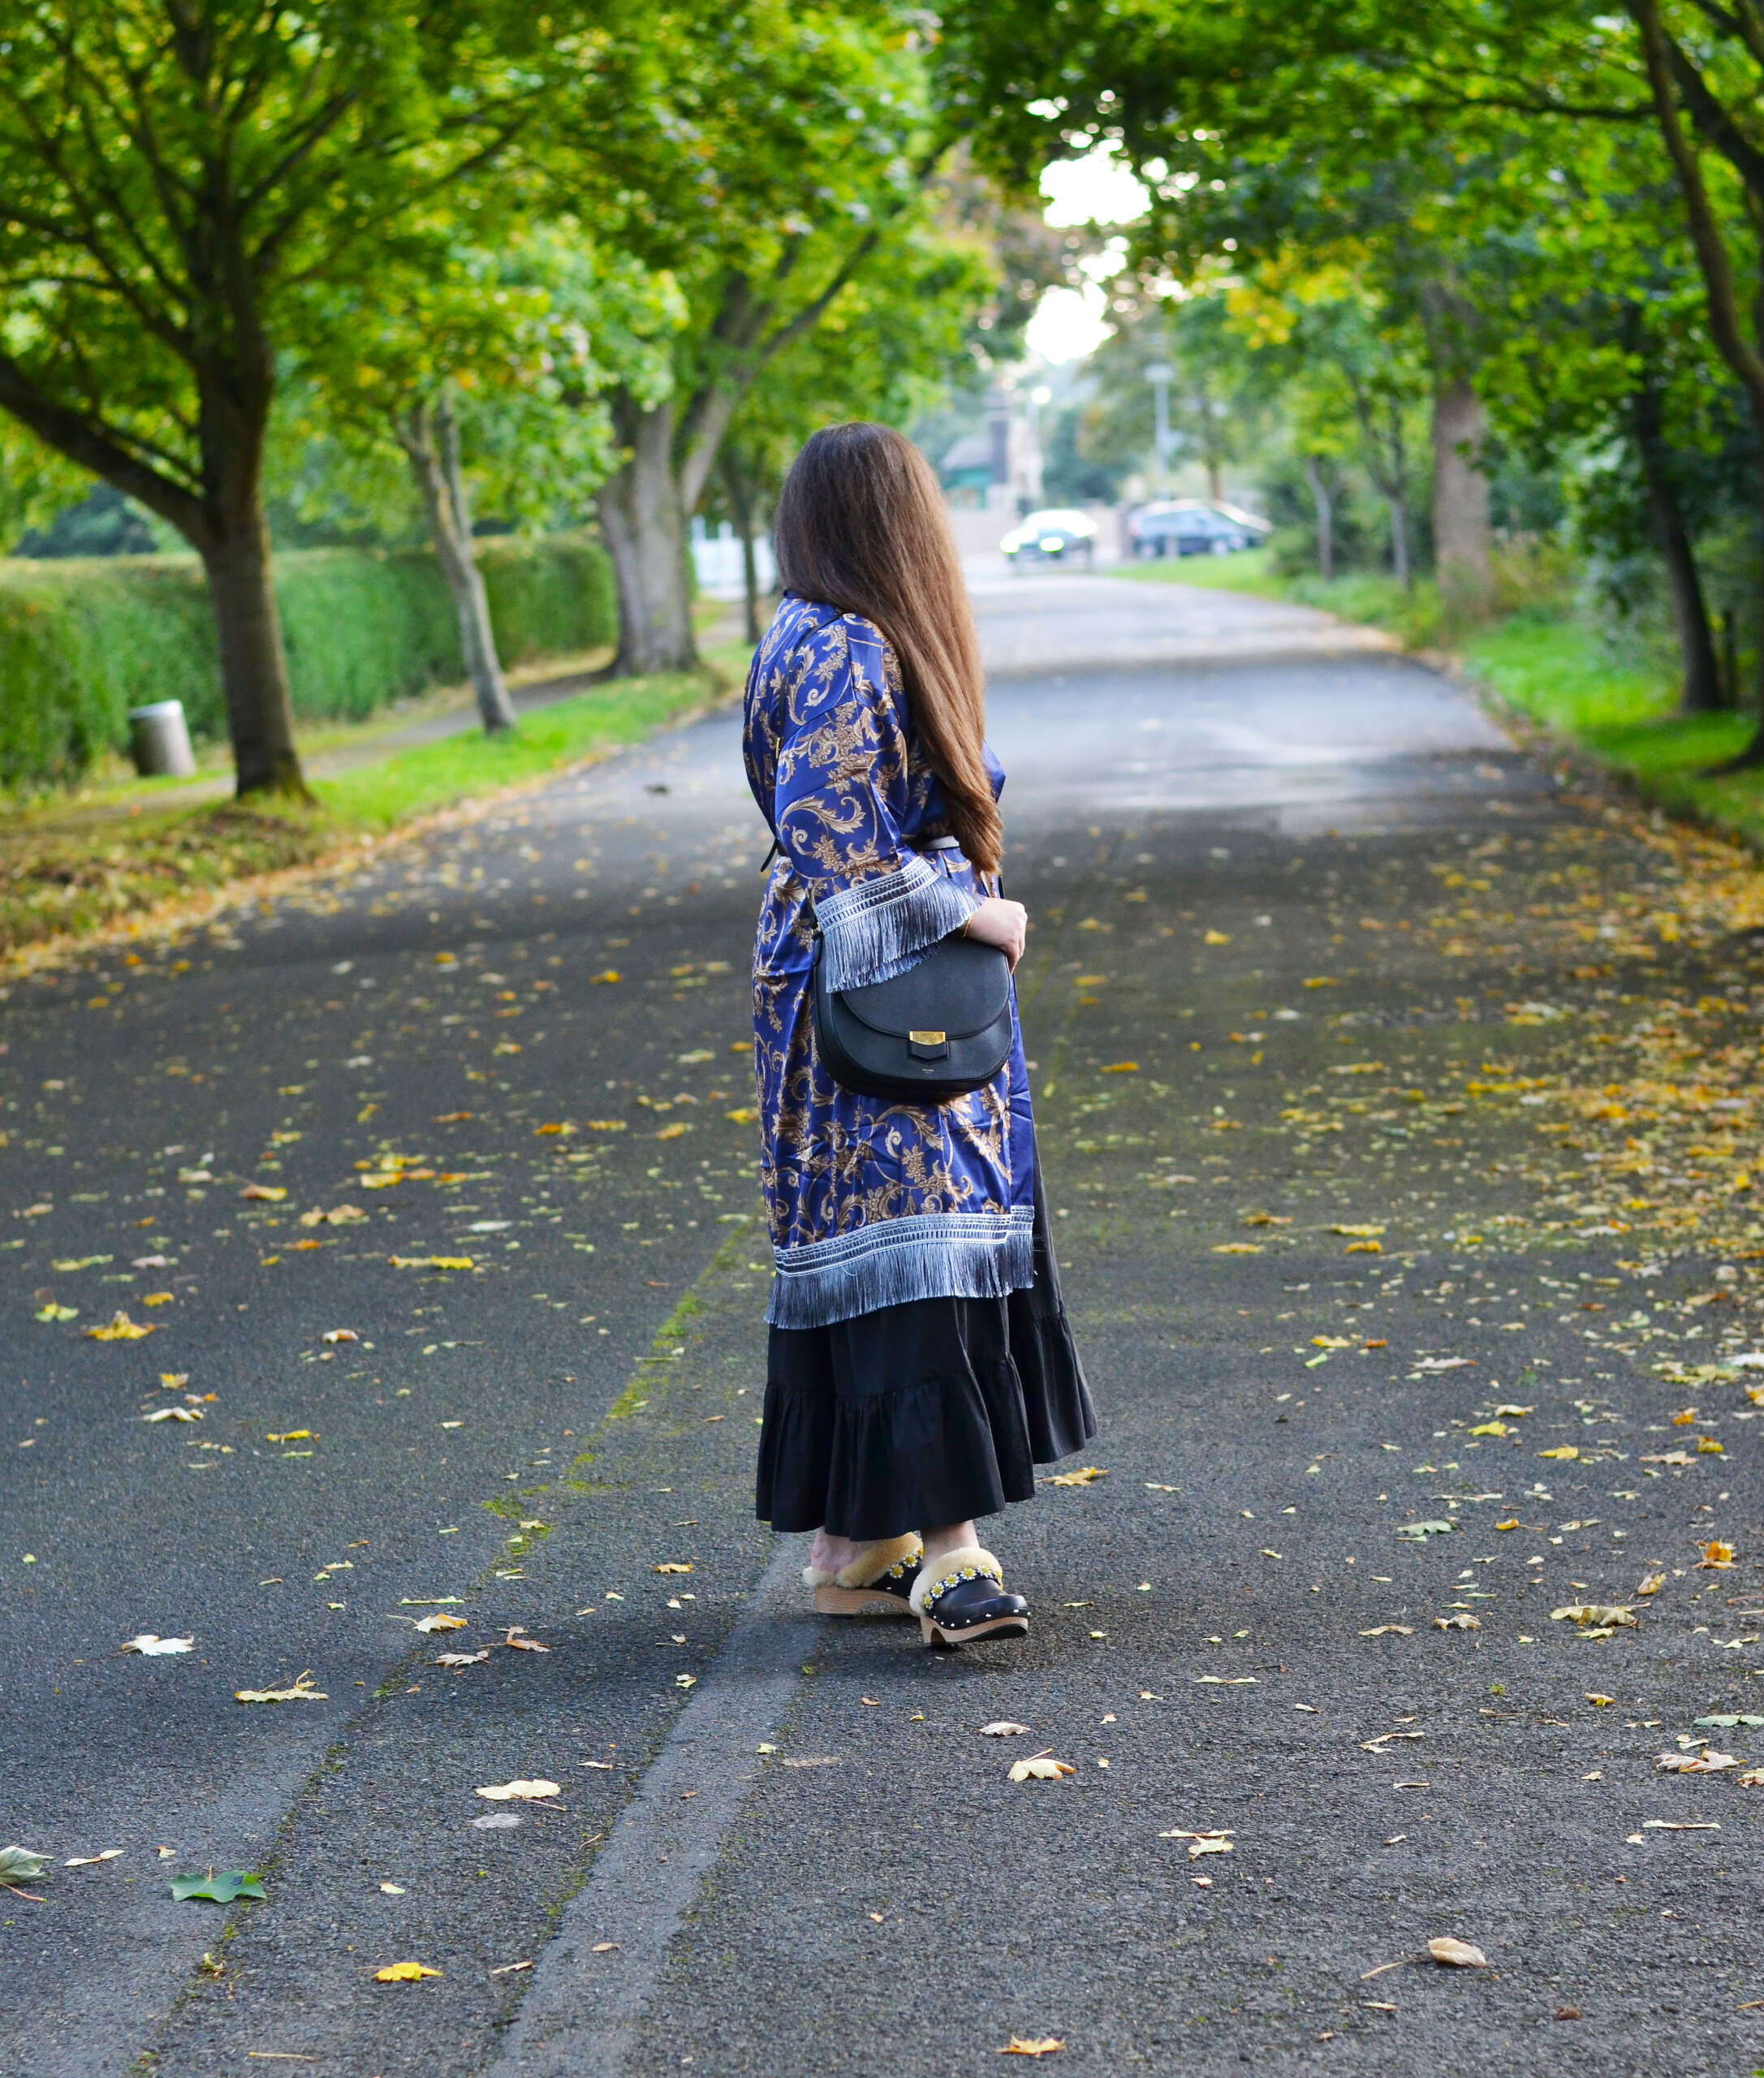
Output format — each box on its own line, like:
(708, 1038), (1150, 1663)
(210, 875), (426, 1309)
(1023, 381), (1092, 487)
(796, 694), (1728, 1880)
(744, 421), (1095, 1649)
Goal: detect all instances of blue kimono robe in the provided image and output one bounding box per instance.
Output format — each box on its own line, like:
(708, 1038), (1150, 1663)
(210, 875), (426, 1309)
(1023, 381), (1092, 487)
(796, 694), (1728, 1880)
(745, 591), (1037, 1330)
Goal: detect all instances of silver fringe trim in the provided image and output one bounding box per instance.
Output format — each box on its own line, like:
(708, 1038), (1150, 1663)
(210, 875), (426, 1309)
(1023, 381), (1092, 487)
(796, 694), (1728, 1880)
(767, 1207), (1035, 1329)
(816, 853), (981, 990)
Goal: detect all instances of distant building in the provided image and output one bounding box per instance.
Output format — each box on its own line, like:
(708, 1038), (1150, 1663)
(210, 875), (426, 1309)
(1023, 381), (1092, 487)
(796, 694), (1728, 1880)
(940, 387), (1042, 514)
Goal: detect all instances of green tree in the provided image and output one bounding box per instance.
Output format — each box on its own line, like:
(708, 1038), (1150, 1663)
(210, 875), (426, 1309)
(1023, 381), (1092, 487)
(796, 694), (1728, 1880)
(286, 227), (679, 730)
(0, 0), (576, 794)
(553, 0), (974, 676)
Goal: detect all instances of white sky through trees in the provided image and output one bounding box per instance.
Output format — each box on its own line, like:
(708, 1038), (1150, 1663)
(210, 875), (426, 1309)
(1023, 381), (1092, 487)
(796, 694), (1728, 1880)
(1025, 145), (1149, 363)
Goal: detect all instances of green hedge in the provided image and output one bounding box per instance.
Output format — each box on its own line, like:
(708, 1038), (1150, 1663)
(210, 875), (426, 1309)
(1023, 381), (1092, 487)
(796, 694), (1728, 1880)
(0, 532), (617, 790)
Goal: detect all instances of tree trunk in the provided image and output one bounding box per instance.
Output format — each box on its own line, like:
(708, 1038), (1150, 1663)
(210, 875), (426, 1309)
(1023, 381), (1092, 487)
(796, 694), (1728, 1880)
(201, 482), (308, 800)
(1387, 495), (1411, 588)
(1430, 374), (1494, 610)
(722, 446), (763, 645)
(597, 393), (698, 677)
(1303, 455), (1334, 582)
(1629, 377), (1723, 714)
(399, 391), (516, 733)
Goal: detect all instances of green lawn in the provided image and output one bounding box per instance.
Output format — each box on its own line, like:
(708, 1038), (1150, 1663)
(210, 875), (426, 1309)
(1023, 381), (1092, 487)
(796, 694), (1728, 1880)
(0, 644), (744, 959)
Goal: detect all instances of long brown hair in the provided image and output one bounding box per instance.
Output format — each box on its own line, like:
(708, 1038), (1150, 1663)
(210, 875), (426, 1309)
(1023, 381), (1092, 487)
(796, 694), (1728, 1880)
(773, 422), (1001, 875)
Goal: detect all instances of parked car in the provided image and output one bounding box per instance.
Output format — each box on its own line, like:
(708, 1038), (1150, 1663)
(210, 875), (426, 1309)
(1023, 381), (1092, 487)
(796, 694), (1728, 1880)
(1000, 508), (1098, 567)
(1128, 501), (1263, 558)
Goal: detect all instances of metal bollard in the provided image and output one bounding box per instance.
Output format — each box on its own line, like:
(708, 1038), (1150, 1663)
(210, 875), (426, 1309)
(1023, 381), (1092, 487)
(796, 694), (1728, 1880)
(127, 700), (197, 778)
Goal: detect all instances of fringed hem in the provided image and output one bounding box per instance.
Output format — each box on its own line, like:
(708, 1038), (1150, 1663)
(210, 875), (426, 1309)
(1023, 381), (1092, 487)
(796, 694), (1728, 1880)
(816, 852), (981, 990)
(766, 1207), (1035, 1330)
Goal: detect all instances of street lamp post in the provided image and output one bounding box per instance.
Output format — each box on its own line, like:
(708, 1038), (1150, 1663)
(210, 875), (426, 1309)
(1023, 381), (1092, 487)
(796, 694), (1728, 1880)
(1144, 361), (1176, 494)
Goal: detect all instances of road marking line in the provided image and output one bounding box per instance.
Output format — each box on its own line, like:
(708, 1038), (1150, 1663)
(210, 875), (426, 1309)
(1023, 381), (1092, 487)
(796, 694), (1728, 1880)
(484, 1544), (811, 2076)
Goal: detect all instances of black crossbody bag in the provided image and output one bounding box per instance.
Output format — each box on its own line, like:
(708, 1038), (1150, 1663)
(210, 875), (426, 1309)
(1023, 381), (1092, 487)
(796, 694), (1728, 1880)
(803, 836), (1014, 1105)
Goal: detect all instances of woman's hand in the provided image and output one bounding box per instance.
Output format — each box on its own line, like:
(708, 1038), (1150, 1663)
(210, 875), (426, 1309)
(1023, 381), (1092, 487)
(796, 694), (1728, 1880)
(963, 895), (1028, 970)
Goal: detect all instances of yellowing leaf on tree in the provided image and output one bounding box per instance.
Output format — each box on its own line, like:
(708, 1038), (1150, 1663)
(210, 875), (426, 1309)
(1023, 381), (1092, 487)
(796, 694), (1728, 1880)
(1539, 1446), (1580, 1460)
(474, 1779), (561, 1802)
(86, 1312), (154, 1341)
(1008, 1757), (1075, 1783)
(374, 1960), (442, 1981)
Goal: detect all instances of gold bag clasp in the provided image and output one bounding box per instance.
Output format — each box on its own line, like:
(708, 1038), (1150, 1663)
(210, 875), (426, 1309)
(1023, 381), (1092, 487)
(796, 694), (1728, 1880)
(908, 1029), (947, 1045)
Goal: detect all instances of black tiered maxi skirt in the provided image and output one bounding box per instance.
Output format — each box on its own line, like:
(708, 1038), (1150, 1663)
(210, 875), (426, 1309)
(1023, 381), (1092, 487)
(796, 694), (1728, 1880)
(756, 1160), (1096, 1540)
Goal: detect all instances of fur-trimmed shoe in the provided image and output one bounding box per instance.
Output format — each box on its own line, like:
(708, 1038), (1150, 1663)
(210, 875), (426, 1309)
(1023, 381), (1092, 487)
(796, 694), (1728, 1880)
(803, 1534), (922, 1618)
(909, 1545), (1029, 1647)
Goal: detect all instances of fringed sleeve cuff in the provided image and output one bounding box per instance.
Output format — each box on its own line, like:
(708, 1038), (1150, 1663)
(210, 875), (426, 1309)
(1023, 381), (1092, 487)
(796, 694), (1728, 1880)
(815, 852), (981, 990)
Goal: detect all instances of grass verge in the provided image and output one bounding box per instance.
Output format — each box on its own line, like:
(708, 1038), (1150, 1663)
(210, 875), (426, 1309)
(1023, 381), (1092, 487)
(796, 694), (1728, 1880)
(1127, 545), (1764, 852)
(0, 657), (735, 962)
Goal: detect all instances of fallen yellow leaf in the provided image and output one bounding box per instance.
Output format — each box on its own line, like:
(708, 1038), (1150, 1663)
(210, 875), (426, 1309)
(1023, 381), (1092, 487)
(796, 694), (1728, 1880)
(1203, 929), (1231, 946)
(998, 2040), (1065, 2058)
(1494, 1403), (1534, 1418)
(374, 1961), (442, 1981)
(1494, 1518), (1519, 1532)
(473, 1780), (561, 1802)
(1469, 1421), (1508, 1437)
(725, 1107), (759, 1123)
(235, 1672), (328, 1704)
(1697, 1541), (1736, 1569)
(1539, 1446), (1580, 1460)
(142, 1292), (175, 1307)
(1636, 1572), (1667, 1596)
(1328, 1223), (1386, 1237)
(1212, 1242), (1262, 1254)
(85, 1311), (154, 1341)
(1586, 1693), (1615, 1706)
(1008, 1757), (1075, 1782)
(1346, 1240), (1382, 1253)
(654, 1562), (693, 1574)
(413, 1612), (466, 1634)
(1427, 1938), (1488, 1968)
(534, 1123), (573, 1136)
(241, 1184), (287, 1201)
(1046, 1466), (1108, 1486)
(1100, 1062), (1139, 1074)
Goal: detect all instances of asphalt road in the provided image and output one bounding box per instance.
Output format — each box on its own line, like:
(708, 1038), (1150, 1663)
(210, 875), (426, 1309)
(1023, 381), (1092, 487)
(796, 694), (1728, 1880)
(5, 569), (1763, 2077)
